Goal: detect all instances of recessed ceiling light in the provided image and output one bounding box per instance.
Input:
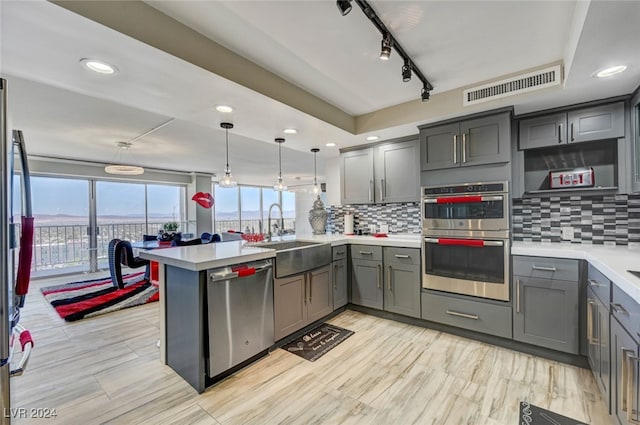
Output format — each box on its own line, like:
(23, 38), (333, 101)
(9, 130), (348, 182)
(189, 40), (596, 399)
(325, 142), (336, 147)
(80, 58), (117, 74)
(366, 136), (379, 141)
(216, 105), (234, 113)
(283, 128), (297, 134)
(594, 65), (627, 78)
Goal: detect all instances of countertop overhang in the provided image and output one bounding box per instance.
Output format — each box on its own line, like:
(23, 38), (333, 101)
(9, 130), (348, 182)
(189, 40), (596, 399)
(512, 241), (640, 304)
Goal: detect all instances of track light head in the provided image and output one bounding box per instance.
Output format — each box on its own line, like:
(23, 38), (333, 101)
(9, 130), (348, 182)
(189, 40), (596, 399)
(421, 86), (430, 102)
(380, 34), (392, 61)
(402, 59), (411, 82)
(336, 0), (352, 16)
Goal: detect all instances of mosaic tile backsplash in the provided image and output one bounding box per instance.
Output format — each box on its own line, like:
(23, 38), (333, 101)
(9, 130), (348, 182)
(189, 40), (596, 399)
(512, 194), (640, 246)
(326, 202), (421, 234)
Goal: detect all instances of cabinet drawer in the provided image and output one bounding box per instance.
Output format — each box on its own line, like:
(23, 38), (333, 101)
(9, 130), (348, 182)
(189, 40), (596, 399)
(350, 245), (382, 261)
(332, 246), (348, 261)
(421, 291), (512, 339)
(384, 247), (420, 266)
(587, 263), (611, 304)
(612, 284), (640, 344)
(513, 256), (579, 282)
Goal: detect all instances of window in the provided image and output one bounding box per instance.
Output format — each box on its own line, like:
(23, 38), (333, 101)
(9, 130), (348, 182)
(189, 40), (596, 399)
(281, 191), (296, 233)
(240, 186), (261, 234)
(214, 185), (239, 233)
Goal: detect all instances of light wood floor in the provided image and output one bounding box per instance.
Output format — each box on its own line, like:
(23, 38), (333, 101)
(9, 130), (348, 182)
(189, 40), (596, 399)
(9, 271), (610, 425)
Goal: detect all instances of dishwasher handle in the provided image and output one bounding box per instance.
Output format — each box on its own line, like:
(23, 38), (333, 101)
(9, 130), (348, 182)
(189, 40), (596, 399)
(209, 261), (272, 282)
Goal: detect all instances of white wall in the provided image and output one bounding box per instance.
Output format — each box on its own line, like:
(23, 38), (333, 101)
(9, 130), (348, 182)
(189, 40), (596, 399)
(324, 156), (341, 206)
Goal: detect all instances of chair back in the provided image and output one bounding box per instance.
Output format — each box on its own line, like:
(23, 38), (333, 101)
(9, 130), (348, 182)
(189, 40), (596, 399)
(142, 234), (157, 242)
(172, 238), (203, 247)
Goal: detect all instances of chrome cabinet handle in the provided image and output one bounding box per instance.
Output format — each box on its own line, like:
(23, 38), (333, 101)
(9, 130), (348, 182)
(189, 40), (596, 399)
(453, 134), (457, 164)
(586, 299), (595, 345)
(360, 251), (373, 255)
(303, 274), (307, 304)
(369, 180), (373, 202)
(588, 279), (602, 287)
(308, 272), (312, 303)
(558, 123), (562, 143)
(387, 265), (392, 291)
(376, 264), (381, 289)
(333, 264), (338, 289)
(380, 179), (385, 201)
(627, 353), (640, 424)
(612, 303), (629, 315)
(570, 123), (575, 141)
(462, 133), (467, 163)
(394, 254), (410, 259)
(532, 265), (557, 272)
(446, 310), (479, 320)
(516, 279), (521, 314)
(621, 348), (640, 423)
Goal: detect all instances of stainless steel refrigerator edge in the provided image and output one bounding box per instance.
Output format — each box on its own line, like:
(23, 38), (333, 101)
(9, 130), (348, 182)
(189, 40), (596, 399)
(1, 78), (13, 424)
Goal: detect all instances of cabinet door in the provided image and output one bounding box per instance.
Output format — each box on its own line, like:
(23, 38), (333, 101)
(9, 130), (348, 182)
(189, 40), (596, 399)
(384, 262), (421, 318)
(274, 274), (306, 341)
(519, 113), (567, 149)
(340, 148), (374, 204)
(568, 102), (625, 143)
(459, 113), (511, 167)
(611, 318), (640, 425)
(513, 276), (579, 354)
(419, 123), (459, 171)
(375, 139), (420, 203)
(599, 297), (611, 412)
(307, 266), (333, 323)
(333, 258), (348, 309)
(350, 258), (383, 309)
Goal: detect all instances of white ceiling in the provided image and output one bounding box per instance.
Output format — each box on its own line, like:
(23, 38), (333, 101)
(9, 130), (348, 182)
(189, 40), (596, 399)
(1, 0), (639, 186)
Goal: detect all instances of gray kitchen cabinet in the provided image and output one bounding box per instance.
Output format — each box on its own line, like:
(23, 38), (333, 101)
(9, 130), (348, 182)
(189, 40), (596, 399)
(611, 317), (640, 425)
(519, 102), (624, 149)
(512, 256), (580, 354)
(332, 257), (348, 310)
(375, 139), (420, 203)
(350, 245), (383, 309)
(274, 264), (332, 341)
(340, 137), (419, 204)
(420, 112), (510, 171)
(383, 247), (421, 318)
(587, 265), (612, 411)
(340, 148), (374, 204)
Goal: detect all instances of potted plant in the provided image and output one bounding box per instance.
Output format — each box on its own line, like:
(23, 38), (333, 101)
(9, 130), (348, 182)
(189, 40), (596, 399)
(163, 221), (179, 232)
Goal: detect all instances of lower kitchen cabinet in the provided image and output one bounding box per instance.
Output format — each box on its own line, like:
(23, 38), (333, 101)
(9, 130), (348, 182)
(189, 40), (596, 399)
(350, 245), (383, 309)
(611, 317), (640, 425)
(384, 247), (421, 318)
(587, 264), (612, 412)
(274, 265), (332, 341)
(332, 257), (348, 309)
(512, 256), (580, 354)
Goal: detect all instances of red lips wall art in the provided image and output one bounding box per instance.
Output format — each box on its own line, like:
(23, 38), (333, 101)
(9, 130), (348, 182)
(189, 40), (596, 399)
(192, 192), (214, 209)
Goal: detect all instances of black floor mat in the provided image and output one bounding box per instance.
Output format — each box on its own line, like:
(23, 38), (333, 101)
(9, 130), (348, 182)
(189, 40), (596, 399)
(519, 402), (588, 425)
(282, 323), (354, 362)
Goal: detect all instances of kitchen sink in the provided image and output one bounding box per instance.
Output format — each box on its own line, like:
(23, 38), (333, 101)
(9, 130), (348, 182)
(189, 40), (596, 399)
(253, 240), (331, 278)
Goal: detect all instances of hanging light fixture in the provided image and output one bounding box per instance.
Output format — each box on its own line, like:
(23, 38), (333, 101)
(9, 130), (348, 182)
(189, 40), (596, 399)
(219, 122), (237, 187)
(311, 148), (321, 195)
(105, 141), (144, 175)
(273, 138), (287, 191)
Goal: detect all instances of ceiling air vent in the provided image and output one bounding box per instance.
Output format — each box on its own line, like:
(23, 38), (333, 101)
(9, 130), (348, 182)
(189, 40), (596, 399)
(463, 64), (562, 106)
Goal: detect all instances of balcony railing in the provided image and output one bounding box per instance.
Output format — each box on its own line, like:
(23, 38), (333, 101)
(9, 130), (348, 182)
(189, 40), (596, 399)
(22, 219), (295, 274)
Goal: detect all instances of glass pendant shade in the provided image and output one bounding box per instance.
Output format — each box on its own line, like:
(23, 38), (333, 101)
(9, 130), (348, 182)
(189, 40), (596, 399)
(219, 122), (237, 187)
(273, 138), (287, 191)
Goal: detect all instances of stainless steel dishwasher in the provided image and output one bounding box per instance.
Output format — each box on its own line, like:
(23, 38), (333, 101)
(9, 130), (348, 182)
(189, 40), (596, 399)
(206, 259), (274, 378)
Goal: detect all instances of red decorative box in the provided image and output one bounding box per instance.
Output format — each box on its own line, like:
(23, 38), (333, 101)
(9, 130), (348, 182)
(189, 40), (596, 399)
(549, 167), (594, 189)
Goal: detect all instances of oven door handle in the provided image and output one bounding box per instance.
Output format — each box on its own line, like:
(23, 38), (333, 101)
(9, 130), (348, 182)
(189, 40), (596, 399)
(423, 195), (503, 204)
(424, 238), (503, 247)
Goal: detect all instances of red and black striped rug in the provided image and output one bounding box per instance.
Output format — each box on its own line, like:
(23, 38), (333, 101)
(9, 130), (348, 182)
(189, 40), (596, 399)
(41, 271), (159, 322)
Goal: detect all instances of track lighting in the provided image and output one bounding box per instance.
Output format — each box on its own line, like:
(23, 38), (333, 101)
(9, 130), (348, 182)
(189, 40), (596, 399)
(421, 86), (430, 102)
(402, 59), (411, 82)
(336, 0), (352, 16)
(380, 33), (392, 61)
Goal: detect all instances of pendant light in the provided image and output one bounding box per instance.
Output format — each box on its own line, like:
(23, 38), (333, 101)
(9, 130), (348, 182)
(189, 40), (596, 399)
(273, 138), (287, 191)
(105, 141), (144, 175)
(311, 148), (320, 195)
(219, 122), (237, 188)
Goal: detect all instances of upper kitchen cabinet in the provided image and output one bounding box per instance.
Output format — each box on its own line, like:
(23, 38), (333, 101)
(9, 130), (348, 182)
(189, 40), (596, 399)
(340, 136), (420, 205)
(420, 111), (511, 171)
(632, 90), (640, 192)
(519, 102), (625, 150)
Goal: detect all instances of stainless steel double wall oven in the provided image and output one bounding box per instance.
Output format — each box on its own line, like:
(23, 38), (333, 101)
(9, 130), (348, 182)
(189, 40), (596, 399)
(422, 181), (510, 301)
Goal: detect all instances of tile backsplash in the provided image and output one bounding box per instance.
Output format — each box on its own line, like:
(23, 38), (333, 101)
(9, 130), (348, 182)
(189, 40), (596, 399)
(326, 202), (421, 234)
(512, 194), (640, 246)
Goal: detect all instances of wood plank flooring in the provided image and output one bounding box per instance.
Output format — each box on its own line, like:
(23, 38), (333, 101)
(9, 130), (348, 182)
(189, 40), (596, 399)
(9, 272), (610, 424)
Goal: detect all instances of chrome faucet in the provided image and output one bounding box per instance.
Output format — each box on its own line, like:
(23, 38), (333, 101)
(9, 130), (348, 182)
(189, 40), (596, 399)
(267, 203), (284, 241)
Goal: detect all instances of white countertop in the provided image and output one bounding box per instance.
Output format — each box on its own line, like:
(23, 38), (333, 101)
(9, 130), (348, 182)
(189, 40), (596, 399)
(278, 233), (422, 248)
(512, 241), (640, 304)
(139, 240), (276, 271)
